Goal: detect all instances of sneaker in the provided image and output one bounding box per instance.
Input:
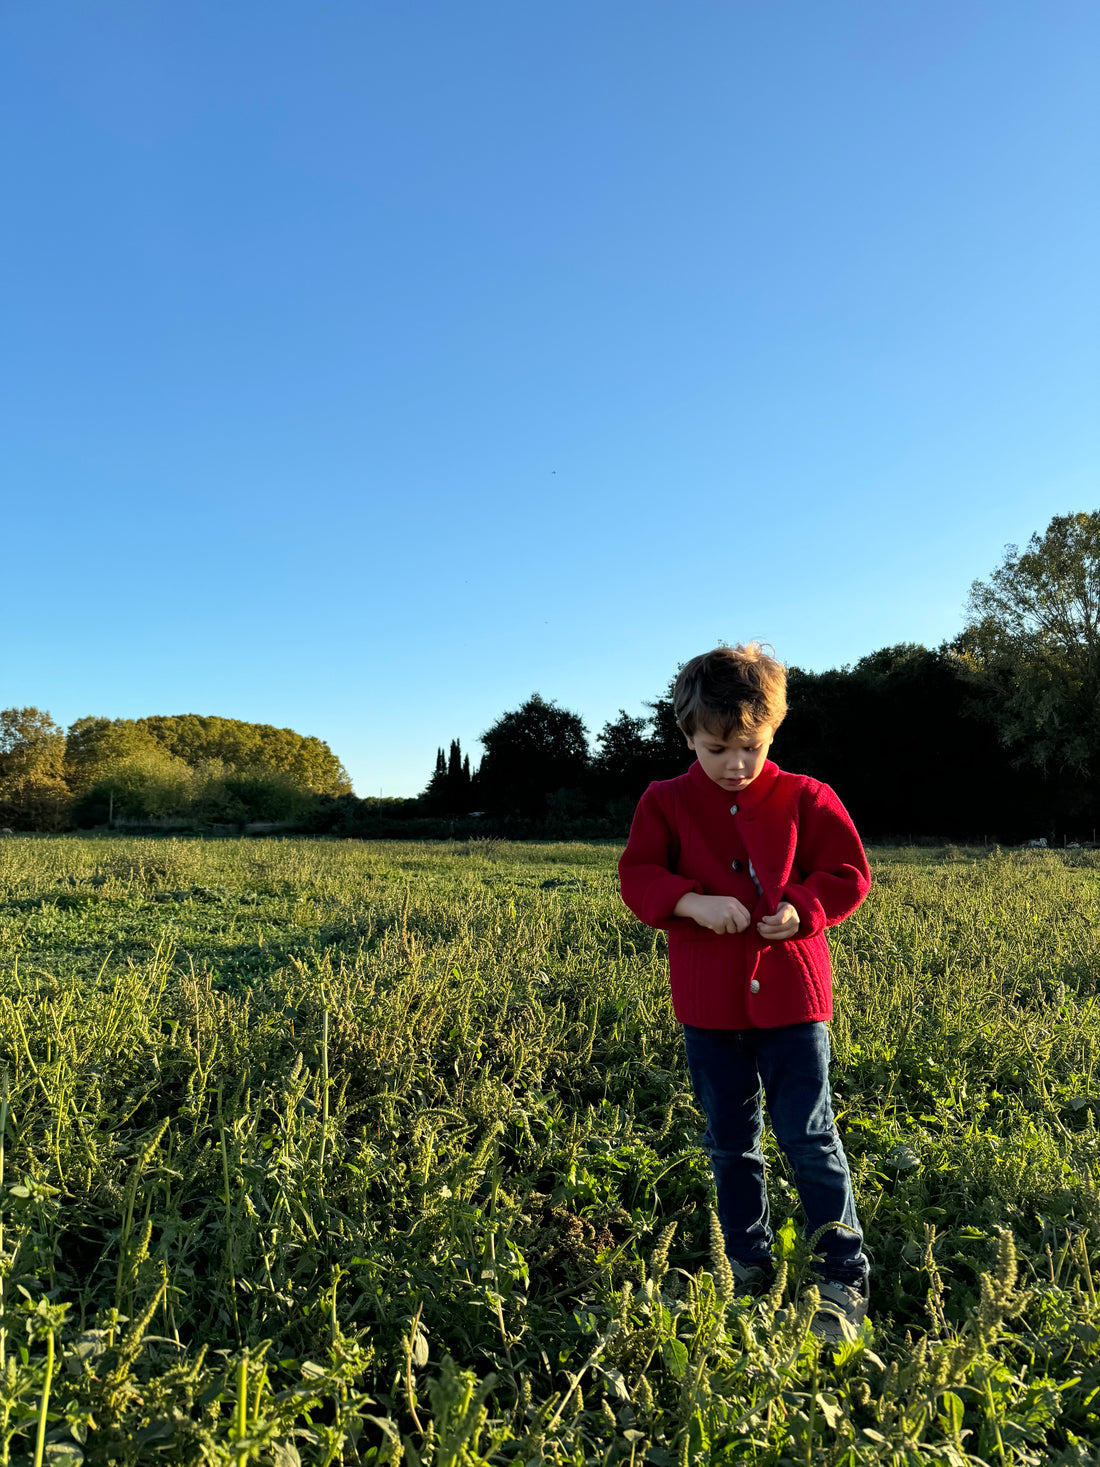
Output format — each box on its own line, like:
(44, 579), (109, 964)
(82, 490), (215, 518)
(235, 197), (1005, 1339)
(729, 1257), (775, 1296)
(809, 1278), (869, 1341)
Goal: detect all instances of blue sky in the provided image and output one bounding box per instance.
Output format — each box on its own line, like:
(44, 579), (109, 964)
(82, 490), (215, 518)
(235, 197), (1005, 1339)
(3, 1), (1097, 795)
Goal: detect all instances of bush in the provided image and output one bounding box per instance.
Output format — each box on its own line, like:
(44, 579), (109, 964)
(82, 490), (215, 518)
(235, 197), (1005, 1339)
(222, 770), (312, 822)
(193, 768), (312, 826)
(72, 752), (194, 826)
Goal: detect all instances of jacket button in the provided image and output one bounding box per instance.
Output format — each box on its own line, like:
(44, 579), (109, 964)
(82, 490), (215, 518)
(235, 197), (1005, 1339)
(729, 804), (739, 815)
(750, 979), (760, 994)
(731, 860), (742, 872)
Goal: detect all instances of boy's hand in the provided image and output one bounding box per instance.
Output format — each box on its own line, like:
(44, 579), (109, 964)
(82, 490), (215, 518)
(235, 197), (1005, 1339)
(757, 902), (800, 941)
(674, 893), (752, 934)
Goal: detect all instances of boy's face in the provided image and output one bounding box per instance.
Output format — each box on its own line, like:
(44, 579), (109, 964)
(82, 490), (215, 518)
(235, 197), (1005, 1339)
(685, 722), (774, 794)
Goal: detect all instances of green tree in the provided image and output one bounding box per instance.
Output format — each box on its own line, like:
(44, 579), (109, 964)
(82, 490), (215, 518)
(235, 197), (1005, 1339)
(424, 747), (447, 806)
(65, 718), (171, 794)
(962, 511), (1100, 773)
(137, 715), (352, 794)
(66, 719), (195, 825)
(475, 695), (589, 818)
(592, 711), (652, 802)
(0, 708), (70, 830)
(423, 739), (474, 813)
(780, 646), (1012, 837)
(642, 679), (696, 780)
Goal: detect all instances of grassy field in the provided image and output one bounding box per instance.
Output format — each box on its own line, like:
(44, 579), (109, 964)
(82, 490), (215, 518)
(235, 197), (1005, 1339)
(0, 836), (1098, 1465)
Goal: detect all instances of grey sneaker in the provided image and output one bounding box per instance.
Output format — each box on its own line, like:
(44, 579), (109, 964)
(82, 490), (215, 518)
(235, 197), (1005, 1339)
(729, 1257), (775, 1296)
(810, 1278), (869, 1341)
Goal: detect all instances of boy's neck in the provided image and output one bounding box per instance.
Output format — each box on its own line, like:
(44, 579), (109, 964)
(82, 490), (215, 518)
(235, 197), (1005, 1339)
(688, 758), (779, 806)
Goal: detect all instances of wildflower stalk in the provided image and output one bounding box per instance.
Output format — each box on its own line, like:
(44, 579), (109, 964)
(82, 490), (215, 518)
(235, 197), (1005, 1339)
(31, 1331), (52, 1467)
(0, 1071), (8, 1373)
(319, 1006), (330, 1181)
(233, 1353), (249, 1465)
(217, 1083), (241, 1345)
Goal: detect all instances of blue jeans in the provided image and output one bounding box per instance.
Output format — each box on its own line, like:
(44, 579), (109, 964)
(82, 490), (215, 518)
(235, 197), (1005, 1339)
(682, 1021), (868, 1288)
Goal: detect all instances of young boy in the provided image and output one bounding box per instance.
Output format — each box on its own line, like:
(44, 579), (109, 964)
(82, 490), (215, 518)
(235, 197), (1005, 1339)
(618, 645), (871, 1335)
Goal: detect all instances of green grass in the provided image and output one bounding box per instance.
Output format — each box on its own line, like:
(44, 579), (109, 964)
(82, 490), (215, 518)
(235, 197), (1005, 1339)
(0, 835), (1098, 1464)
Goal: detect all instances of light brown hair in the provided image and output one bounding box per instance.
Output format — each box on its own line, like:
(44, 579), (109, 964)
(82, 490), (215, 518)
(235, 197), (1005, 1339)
(673, 643), (788, 739)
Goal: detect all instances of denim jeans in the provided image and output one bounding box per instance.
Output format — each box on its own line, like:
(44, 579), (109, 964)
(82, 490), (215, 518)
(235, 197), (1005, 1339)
(682, 1021), (868, 1287)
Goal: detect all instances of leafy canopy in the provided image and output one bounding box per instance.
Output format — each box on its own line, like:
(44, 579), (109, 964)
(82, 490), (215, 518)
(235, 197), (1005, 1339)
(137, 714), (352, 794)
(477, 694), (589, 817)
(963, 511), (1100, 772)
(0, 708), (70, 830)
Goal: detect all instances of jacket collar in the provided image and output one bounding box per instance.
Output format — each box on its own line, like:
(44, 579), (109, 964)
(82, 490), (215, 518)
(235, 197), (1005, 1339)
(687, 757), (780, 811)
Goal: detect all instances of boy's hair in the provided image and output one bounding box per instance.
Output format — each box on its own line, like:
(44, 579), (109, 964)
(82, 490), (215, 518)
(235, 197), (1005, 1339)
(674, 644), (787, 739)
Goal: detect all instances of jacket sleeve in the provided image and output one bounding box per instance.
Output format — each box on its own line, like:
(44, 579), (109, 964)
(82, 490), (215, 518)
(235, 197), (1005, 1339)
(781, 783), (870, 939)
(618, 783), (703, 929)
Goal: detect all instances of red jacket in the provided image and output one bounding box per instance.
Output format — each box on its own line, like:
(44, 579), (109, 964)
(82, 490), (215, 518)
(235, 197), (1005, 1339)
(618, 759), (870, 1029)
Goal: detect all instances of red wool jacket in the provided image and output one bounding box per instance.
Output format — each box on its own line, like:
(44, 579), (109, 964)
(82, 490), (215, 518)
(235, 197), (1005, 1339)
(618, 760), (870, 1029)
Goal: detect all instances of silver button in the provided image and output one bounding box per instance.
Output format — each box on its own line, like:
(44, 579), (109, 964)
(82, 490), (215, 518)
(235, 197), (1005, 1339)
(729, 804), (739, 815)
(750, 979), (760, 994)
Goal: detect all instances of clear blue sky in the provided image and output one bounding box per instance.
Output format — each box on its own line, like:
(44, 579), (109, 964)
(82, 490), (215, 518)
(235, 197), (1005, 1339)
(3, 1), (1097, 795)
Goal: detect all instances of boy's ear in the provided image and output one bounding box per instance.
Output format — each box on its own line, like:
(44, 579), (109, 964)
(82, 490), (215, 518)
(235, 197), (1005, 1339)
(678, 724), (695, 749)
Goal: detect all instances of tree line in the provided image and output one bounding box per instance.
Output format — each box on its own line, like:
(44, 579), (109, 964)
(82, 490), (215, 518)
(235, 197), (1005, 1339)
(3, 511), (1096, 842)
(0, 713), (351, 831)
(396, 510), (1100, 843)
